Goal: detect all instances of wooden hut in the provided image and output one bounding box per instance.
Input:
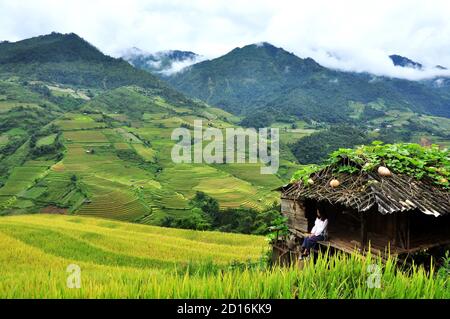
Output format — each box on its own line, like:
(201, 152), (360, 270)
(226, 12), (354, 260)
(273, 156), (450, 262)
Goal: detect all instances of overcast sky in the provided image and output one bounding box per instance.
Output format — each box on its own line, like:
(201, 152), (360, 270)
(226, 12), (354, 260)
(1, 0), (450, 80)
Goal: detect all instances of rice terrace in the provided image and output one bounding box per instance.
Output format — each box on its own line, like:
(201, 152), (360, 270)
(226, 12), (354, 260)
(0, 0), (449, 306)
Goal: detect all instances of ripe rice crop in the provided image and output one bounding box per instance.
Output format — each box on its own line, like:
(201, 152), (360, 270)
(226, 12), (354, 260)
(0, 214), (447, 299)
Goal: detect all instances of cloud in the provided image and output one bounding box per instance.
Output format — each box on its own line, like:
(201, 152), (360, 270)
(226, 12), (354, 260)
(159, 55), (207, 76)
(1, 0), (450, 80)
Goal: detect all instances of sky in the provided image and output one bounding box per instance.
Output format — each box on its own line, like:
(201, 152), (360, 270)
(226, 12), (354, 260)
(1, 0), (450, 80)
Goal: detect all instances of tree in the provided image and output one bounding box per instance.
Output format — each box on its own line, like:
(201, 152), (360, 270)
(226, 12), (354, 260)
(29, 134), (37, 148)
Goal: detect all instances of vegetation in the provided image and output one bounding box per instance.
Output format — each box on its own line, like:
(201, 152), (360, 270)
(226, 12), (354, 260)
(161, 191), (281, 234)
(0, 32), (449, 300)
(290, 125), (369, 164)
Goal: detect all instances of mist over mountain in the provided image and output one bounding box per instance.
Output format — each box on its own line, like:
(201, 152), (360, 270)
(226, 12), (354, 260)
(122, 48), (206, 76)
(389, 54), (448, 71)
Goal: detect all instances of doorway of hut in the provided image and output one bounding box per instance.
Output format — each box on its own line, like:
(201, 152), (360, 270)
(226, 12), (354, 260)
(302, 199), (395, 255)
(408, 211), (450, 251)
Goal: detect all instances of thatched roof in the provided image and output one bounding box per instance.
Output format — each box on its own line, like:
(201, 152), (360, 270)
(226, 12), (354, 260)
(279, 161), (450, 217)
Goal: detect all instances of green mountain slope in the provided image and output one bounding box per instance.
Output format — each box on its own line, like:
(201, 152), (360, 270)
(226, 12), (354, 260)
(167, 42), (450, 122)
(0, 33), (198, 108)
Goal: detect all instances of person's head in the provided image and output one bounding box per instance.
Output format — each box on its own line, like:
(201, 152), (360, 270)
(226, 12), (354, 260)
(316, 209), (326, 221)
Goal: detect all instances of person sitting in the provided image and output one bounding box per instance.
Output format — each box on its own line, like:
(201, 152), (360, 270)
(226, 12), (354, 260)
(300, 209), (328, 258)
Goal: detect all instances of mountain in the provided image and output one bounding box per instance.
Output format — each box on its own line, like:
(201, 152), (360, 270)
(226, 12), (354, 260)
(167, 42), (333, 120)
(167, 42), (450, 123)
(389, 54), (448, 71)
(389, 54), (423, 69)
(0, 32), (199, 108)
(122, 48), (205, 75)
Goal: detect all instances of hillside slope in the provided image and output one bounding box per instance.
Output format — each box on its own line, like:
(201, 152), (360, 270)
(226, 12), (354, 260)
(0, 34), (295, 225)
(0, 82), (289, 224)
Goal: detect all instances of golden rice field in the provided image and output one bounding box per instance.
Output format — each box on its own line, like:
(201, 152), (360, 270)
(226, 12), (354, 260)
(0, 214), (448, 299)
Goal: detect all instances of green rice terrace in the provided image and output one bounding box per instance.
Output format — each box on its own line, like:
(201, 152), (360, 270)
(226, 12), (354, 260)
(0, 82), (298, 228)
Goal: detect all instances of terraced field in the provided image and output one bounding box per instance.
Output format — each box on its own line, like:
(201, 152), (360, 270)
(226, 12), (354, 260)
(56, 114), (106, 131)
(77, 182), (150, 221)
(0, 165), (48, 196)
(63, 130), (109, 143)
(133, 144), (156, 162)
(0, 88), (295, 225)
(58, 110), (283, 219)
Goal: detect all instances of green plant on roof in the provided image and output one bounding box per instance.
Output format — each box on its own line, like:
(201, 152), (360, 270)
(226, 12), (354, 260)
(291, 142), (449, 189)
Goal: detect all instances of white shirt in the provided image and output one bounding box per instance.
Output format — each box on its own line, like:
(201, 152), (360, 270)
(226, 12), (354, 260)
(311, 218), (328, 237)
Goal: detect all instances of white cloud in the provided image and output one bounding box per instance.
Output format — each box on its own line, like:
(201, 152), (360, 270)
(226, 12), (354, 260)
(1, 0), (450, 80)
(159, 55), (207, 76)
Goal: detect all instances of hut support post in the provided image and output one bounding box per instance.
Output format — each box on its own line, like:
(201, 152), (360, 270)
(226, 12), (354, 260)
(360, 213), (368, 250)
(406, 215), (410, 250)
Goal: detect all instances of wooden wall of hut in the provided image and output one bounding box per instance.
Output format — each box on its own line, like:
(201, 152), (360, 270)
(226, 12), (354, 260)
(281, 198), (308, 233)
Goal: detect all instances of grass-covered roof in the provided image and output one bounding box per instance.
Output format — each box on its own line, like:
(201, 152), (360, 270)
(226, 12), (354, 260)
(283, 142), (450, 216)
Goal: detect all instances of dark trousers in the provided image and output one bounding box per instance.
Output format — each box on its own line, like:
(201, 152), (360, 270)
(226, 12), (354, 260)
(302, 235), (324, 250)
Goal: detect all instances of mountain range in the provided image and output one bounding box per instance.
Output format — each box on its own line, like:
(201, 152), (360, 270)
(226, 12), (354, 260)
(2, 33), (449, 135)
(162, 42), (450, 124)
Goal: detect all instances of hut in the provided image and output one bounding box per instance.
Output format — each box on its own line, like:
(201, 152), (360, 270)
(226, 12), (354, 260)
(273, 146), (450, 262)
